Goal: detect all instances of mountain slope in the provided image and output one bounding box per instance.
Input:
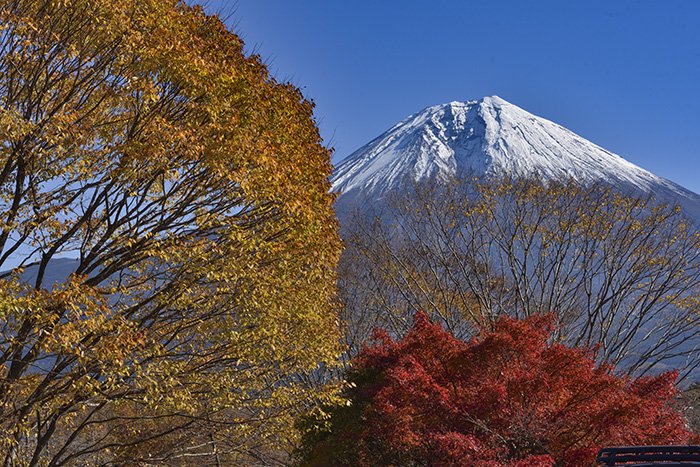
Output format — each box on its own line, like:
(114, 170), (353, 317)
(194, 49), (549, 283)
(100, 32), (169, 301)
(332, 96), (700, 221)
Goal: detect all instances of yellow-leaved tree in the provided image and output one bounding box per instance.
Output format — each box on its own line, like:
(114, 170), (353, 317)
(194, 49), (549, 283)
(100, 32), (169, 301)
(0, 0), (341, 464)
(340, 178), (700, 379)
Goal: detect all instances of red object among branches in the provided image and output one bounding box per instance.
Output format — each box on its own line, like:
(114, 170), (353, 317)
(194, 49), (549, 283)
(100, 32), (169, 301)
(298, 313), (696, 466)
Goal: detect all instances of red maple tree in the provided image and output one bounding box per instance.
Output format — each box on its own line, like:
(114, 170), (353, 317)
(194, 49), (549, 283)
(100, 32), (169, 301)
(298, 313), (696, 466)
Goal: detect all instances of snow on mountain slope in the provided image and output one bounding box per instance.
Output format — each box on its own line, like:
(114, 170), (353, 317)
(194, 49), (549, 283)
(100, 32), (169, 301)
(332, 96), (700, 221)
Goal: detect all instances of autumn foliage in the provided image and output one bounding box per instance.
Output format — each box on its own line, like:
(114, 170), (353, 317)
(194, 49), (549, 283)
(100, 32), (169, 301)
(0, 0), (340, 464)
(298, 313), (695, 466)
(339, 179), (700, 376)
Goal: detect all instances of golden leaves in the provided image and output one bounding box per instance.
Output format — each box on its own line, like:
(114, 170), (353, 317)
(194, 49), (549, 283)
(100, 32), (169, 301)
(0, 0), (341, 463)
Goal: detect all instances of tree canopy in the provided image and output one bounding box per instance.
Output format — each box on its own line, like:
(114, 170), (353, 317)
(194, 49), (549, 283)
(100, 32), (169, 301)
(340, 178), (700, 378)
(298, 312), (696, 466)
(0, 0), (341, 464)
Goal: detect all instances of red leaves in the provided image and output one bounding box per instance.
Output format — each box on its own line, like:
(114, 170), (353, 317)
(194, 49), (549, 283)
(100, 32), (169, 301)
(302, 312), (694, 466)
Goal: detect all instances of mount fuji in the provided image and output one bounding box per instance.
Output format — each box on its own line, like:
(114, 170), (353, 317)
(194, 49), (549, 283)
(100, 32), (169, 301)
(331, 96), (700, 221)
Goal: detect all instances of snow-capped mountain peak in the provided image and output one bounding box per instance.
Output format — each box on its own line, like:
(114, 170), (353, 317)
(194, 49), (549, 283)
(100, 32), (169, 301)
(331, 96), (700, 221)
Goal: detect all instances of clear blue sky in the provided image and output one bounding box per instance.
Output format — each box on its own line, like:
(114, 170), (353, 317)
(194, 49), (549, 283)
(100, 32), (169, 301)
(203, 0), (700, 194)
